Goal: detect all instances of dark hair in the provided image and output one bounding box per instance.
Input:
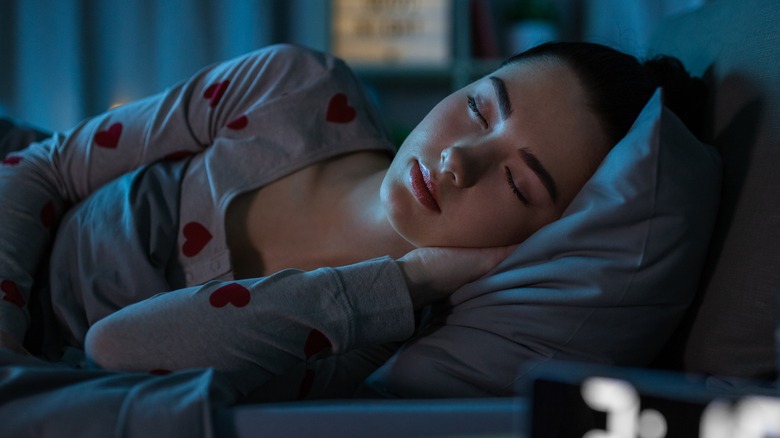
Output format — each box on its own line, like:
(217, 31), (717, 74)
(502, 42), (708, 144)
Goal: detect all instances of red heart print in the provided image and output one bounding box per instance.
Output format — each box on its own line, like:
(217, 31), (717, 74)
(2, 156), (21, 165)
(181, 221), (212, 257)
(1, 280), (25, 308)
(40, 201), (55, 229)
(94, 123), (123, 148)
(204, 80), (230, 107)
(326, 93), (356, 123)
(297, 369), (316, 400)
(304, 329), (331, 359)
(227, 115), (248, 130)
(209, 283), (251, 308)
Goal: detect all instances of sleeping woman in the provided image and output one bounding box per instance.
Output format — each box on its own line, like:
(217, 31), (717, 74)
(0, 42), (704, 396)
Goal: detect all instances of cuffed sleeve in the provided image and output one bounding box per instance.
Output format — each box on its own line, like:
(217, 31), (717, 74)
(85, 257), (413, 394)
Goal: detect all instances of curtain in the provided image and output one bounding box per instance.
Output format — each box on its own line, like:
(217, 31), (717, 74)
(0, 0), (328, 131)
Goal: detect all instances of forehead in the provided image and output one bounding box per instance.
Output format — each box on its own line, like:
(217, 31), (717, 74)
(493, 58), (589, 117)
(489, 59), (610, 205)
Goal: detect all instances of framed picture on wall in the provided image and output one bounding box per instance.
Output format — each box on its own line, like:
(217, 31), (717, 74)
(331, 0), (452, 66)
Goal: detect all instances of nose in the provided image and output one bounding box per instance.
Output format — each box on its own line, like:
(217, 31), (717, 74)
(440, 143), (494, 188)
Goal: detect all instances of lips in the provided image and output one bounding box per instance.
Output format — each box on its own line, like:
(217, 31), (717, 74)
(410, 161), (440, 212)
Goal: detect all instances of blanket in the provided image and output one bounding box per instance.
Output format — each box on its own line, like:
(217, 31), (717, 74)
(1, 117), (240, 437)
(0, 349), (239, 437)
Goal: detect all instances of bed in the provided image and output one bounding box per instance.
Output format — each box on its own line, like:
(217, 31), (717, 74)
(2, 0), (779, 436)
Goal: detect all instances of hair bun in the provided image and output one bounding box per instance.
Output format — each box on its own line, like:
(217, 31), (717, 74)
(642, 56), (708, 140)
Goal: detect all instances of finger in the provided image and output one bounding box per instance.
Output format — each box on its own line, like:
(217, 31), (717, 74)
(472, 244), (517, 273)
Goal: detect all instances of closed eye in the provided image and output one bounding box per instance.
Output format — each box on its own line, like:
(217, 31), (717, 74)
(467, 96), (488, 128)
(505, 167), (530, 206)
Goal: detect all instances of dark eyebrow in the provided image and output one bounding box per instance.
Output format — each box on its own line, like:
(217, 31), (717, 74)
(519, 148), (558, 204)
(489, 76), (513, 121)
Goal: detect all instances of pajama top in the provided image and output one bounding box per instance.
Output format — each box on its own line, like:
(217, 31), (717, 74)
(0, 44), (415, 395)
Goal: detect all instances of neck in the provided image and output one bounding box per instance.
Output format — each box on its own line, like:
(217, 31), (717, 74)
(332, 166), (415, 260)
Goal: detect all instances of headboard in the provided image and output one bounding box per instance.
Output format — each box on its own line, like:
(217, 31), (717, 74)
(649, 0), (780, 381)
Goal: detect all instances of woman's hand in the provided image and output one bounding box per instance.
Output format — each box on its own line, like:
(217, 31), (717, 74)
(397, 245), (516, 309)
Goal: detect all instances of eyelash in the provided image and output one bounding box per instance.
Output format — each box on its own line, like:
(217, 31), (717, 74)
(505, 167), (530, 206)
(467, 96), (525, 206)
(467, 96), (488, 128)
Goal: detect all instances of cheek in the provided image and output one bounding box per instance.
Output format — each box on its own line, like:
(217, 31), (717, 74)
(380, 166), (422, 245)
(381, 182), (545, 248)
(380, 164), (404, 219)
(441, 190), (562, 247)
(417, 189), (528, 247)
(447, 205), (529, 247)
(408, 97), (461, 146)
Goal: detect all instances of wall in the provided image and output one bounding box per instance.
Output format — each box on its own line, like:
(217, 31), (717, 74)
(0, 0), (707, 134)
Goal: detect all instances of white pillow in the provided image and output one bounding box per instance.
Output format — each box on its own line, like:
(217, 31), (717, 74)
(363, 89), (723, 397)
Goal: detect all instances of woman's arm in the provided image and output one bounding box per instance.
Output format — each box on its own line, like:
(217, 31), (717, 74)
(85, 257), (413, 394)
(84, 247), (513, 395)
(0, 45), (312, 346)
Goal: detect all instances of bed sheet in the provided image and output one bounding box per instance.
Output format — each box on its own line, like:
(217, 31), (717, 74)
(0, 349), (239, 437)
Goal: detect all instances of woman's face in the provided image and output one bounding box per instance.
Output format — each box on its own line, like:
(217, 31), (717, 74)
(381, 58), (611, 248)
